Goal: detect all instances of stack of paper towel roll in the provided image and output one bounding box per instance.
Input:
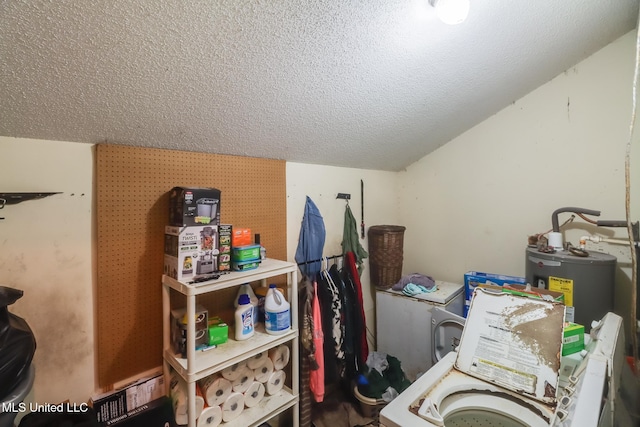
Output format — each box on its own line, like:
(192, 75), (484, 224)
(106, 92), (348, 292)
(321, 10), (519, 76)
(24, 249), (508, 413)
(178, 345), (291, 426)
(170, 372), (206, 426)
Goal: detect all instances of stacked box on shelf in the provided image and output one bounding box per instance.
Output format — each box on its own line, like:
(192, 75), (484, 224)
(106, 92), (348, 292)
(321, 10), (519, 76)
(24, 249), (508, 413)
(171, 305), (209, 357)
(218, 224), (232, 272)
(165, 187), (223, 282)
(164, 225), (220, 282)
(232, 228), (252, 247)
(463, 271), (527, 317)
(232, 244), (261, 271)
(169, 187), (220, 227)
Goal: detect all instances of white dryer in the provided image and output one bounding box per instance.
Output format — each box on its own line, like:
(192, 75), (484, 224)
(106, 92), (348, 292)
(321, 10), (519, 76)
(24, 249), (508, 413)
(376, 281), (465, 381)
(380, 288), (625, 427)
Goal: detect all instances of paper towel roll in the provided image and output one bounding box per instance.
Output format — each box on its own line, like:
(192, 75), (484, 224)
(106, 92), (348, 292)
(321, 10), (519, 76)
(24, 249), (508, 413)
(246, 351), (269, 369)
(198, 374), (232, 407)
(243, 381), (266, 408)
(221, 392), (245, 422)
(253, 357), (274, 383)
(170, 372), (205, 424)
(265, 369), (286, 396)
(221, 361), (246, 381)
(268, 345), (290, 370)
(231, 364), (255, 393)
(197, 405), (222, 427)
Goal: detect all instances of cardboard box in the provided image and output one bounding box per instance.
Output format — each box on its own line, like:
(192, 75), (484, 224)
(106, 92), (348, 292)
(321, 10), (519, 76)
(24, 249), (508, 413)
(170, 305), (209, 357)
(232, 227), (252, 247)
(218, 224), (232, 271)
(91, 372), (164, 425)
(208, 316), (229, 346)
(164, 225), (220, 282)
(562, 323), (585, 356)
(169, 187), (221, 227)
(463, 271), (527, 317)
(106, 396), (177, 427)
(500, 283), (564, 303)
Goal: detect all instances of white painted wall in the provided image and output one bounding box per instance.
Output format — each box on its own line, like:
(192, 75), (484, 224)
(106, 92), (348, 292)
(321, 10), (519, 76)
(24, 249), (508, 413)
(0, 137), (95, 405)
(285, 163), (399, 349)
(399, 31), (640, 341)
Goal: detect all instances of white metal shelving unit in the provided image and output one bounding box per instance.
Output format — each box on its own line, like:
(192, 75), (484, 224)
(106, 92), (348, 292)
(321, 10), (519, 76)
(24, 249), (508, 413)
(162, 258), (299, 427)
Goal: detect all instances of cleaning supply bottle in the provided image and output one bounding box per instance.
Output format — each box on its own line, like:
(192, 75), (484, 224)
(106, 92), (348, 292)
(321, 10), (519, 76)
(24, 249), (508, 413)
(264, 284), (290, 335)
(235, 283), (258, 322)
(255, 233), (266, 260)
(235, 294), (255, 340)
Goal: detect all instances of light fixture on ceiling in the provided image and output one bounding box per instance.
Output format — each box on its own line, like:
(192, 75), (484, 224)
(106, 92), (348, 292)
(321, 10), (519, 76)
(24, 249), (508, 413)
(429, 0), (470, 25)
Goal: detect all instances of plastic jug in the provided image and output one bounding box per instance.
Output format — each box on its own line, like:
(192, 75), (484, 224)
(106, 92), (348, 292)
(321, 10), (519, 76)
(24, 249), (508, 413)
(264, 284), (290, 335)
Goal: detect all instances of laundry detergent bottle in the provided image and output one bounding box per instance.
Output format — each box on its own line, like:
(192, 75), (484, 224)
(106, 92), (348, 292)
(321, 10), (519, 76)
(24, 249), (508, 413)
(264, 284), (290, 335)
(235, 294), (255, 340)
(235, 283), (258, 322)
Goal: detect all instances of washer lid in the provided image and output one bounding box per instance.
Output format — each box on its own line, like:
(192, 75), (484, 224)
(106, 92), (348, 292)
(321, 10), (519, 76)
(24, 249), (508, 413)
(412, 280), (463, 304)
(454, 288), (565, 405)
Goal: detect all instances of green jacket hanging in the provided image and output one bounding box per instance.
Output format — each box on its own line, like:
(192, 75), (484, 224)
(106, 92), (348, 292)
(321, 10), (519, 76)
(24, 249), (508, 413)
(342, 204), (368, 276)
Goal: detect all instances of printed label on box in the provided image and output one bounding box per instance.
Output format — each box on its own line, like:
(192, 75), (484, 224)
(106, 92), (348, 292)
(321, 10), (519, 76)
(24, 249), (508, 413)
(549, 276), (573, 306)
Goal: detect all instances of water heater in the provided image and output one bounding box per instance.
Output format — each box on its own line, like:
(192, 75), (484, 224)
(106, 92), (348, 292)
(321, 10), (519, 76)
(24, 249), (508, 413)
(525, 247), (616, 327)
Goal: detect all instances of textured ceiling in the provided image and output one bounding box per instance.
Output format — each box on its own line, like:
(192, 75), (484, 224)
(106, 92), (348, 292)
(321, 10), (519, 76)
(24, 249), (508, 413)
(1, 1), (638, 171)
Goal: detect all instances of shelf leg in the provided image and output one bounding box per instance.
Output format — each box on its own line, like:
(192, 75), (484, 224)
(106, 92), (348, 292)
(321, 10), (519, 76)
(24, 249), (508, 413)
(291, 269), (300, 427)
(187, 295), (197, 426)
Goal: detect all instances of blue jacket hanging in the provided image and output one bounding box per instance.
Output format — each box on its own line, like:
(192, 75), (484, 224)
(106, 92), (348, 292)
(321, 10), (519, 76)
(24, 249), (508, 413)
(295, 196), (326, 278)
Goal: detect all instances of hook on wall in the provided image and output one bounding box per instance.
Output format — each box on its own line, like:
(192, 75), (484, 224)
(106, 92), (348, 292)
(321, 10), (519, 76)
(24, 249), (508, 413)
(0, 192), (62, 220)
(336, 193), (351, 205)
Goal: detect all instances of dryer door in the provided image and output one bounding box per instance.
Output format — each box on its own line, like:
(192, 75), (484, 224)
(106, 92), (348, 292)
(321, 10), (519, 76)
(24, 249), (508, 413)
(431, 307), (465, 366)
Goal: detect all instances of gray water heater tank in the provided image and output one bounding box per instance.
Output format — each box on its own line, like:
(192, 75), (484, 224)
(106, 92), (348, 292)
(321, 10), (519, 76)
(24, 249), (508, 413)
(525, 247), (616, 327)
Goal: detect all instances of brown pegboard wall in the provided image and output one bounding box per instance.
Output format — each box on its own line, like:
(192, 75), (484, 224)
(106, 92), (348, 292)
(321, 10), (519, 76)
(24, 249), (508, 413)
(96, 144), (287, 387)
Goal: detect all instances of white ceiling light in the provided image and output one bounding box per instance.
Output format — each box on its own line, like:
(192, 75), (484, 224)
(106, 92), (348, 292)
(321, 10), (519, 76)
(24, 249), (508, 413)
(429, 0), (470, 25)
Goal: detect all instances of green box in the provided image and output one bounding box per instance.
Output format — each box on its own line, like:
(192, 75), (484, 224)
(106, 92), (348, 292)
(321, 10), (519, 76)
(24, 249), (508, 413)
(562, 323), (585, 356)
(208, 317), (228, 346)
(232, 259), (261, 271)
(232, 244), (261, 261)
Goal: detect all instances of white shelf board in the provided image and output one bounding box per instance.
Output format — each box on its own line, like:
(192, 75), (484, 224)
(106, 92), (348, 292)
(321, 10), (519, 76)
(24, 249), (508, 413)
(222, 387), (298, 427)
(162, 258), (297, 296)
(166, 325), (298, 382)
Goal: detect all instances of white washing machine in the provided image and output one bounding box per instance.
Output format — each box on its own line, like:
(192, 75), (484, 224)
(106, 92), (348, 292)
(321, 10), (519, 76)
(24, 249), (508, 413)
(380, 288), (625, 427)
(376, 281), (465, 381)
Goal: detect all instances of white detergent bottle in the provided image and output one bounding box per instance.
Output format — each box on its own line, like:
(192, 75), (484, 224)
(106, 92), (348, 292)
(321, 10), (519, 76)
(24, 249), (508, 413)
(235, 283), (258, 322)
(235, 294), (255, 340)
(264, 284), (290, 335)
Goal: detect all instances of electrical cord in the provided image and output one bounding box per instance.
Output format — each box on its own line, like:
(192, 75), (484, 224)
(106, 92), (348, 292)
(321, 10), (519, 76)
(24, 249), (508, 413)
(626, 6), (640, 371)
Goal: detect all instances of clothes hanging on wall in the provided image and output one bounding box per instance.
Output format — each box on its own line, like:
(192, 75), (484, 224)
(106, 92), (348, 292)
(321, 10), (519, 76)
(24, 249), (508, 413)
(310, 281), (325, 403)
(295, 196), (326, 278)
(345, 251), (369, 369)
(339, 262), (365, 382)
(307, 254), (368, 388)
(298, 277), (316, 427)
(341, 204), (368, 276)
(327, 265), (345, 362)
(299, 252), (369, 406)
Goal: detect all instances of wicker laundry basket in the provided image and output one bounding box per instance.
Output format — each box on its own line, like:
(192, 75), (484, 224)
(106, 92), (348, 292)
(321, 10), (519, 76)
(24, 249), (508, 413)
(368, 225), (406, 290)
